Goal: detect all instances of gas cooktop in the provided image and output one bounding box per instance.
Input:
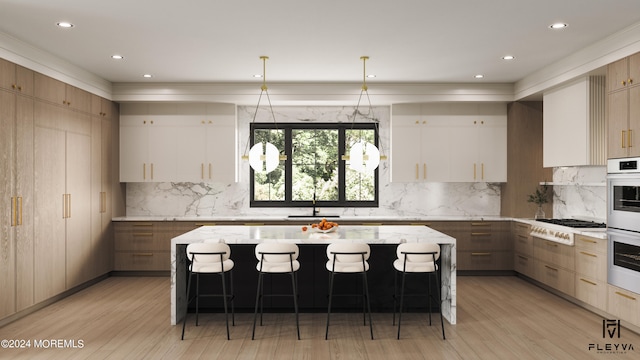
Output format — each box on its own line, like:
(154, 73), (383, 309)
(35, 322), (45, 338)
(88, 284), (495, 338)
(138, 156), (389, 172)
(535, 218), (607, 229)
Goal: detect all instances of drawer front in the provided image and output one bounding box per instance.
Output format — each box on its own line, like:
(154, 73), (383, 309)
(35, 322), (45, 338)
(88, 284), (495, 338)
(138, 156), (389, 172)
(514, 253), (534, 278)
(574, 235), (607, 253)
(533, 238), (575, 270)
(114, 251), (170, 271)
(535, 260), (575, 296)
(114, 231), (171, 251)
(607, 285), (640, 327)
(514, 233), (533, 255)
(513, 222), (531, 237)
(575, 249), (607, 282)
(457, 251), (513, 271)
(575, 276), (607, 310)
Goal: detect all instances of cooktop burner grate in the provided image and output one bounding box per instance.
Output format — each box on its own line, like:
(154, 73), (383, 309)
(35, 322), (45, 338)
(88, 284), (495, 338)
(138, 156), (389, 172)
(535, 218), (606, 228)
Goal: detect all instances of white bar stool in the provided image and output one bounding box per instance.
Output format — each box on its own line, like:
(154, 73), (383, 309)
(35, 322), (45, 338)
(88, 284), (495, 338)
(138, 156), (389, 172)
(325, 242), (374, 340)
(393, 242), (445, 340)
(252, 243), (301, 340)
(181, 242), (235, 340)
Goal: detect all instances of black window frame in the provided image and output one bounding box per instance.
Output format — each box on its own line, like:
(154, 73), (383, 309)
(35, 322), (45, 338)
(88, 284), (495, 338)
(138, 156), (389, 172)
(249, 122), (380, 208)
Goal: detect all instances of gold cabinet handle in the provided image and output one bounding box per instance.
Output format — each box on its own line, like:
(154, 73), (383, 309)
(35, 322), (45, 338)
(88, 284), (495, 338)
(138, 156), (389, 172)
(544, 265), (558, 271)
(11, 197), (17, 226)
(517, 224), (529, 229)
(545, 241), (558, 247)
(579, 251), (597, 258)
(209, 163), (212, 179)
(201, 163), (205, 179)
(629, 129), (633, 148)
(481, 163), (484, 180)
(615, 291), (637, 301)
(18, 196), (22, 225)
(68, 193), (71, 218)
(471, 252), (491, 256)
(150, 163), (154, 180)
(471, 222), (491, 227)
(579, 278), (597, 286)
(579, 238), (597, 244)
(415, 163), (419, 180)
(132, 253), (154, 257)
(473, 163), (477, 180)
(622, 80), (627, 86)
(629, 78), (633, 85)
(517, 234), (529, 240)
(133, 223), (153, 227)
(423, 163), (426, 180)
(62, 194), (66, 218)
(195, 223), (216, 226)
(517, 255), (529, 260)
(143, 163), (146, 180)
(622, 131), (626, 148)
(471, 232), (491, 236)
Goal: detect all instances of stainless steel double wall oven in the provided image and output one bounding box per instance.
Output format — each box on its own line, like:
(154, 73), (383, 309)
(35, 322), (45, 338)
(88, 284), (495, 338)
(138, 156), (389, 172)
(607, 157), (640, 294)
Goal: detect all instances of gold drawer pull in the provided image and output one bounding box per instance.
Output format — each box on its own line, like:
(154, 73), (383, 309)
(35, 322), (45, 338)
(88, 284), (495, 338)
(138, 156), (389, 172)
(615, 291), (637, 301)
(471, 232), (491, 236)
(409, 223), (427, 226)
(132, 232), (153, 237)
(545, 242), (558, 247)
(544, 265), (558, 271)
(579, 238), (597, 244)
(579, 251), (597, 258)
(133, 223), (153, 227)
(517, 224), (529, 229)
(471, 252), (491, 256)
(195, 223), (216, 226)
(132, 253), (154, 257)
(517, 234), (529, 240)
(579, 278), (597, 286)
(471, 222), (490, 227)
(517, 255), (529, 260)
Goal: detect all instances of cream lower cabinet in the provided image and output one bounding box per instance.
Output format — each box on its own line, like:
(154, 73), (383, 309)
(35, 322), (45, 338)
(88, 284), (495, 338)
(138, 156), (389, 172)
(574, 234), (607, 310)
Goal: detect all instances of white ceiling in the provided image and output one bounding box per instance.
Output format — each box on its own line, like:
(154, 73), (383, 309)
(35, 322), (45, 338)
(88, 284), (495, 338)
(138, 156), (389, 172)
(2, 0), (640, 92)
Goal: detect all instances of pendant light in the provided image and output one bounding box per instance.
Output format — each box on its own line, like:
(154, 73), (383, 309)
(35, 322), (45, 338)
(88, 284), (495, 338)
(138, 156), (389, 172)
(346, 56), (387, 173)
(242, 56), (285, 173)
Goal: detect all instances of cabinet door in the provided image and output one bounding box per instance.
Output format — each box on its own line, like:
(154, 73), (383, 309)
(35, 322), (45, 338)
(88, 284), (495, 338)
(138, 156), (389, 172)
(421, 118), (451, 182)
(629, 52), (640, 89)
(629, 85), (640, 156)
(99, 117), (113, 275)
(34, 125), (66, 303)
(119, 118), (149, 182)
(448, 120), (478, 182)
(608, 57), (629, 93)
(391, 115), (422, 182)
(478, 118), (507, 182)
(66, 131), (92, 288)
(14, 95), (34, 311)
(34, 73), (66, 106)
(175, 121), (206, 182)
(147, 122), (177, 182)
(608, 90), (629, 159)
(0, 90), (16, 318)
(206, 118), (236, 183)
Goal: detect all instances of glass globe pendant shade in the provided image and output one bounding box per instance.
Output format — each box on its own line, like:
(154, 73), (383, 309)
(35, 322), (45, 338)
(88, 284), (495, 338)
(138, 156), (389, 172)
(349, 140), (380, 173)
(248, 141), (279, 173)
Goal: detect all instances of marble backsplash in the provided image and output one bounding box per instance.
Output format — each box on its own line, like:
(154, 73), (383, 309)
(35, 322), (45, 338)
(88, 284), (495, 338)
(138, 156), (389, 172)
(551, 166), (607, 221)
(125, 105), (502, 218)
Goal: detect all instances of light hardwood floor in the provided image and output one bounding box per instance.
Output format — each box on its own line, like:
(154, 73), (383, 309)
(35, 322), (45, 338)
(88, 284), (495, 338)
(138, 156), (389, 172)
(1, 276), (638, 359)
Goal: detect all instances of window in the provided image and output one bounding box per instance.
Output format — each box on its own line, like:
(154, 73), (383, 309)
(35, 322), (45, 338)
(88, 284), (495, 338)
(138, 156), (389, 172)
(250, 123), (379, 207)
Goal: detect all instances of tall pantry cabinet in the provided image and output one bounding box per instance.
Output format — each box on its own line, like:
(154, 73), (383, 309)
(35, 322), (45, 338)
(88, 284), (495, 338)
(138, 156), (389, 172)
(0, 57), (117, 323)
(0, 60), (34, 319)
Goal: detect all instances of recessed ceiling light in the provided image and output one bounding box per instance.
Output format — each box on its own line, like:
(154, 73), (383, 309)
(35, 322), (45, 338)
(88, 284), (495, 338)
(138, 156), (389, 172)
(56, 22), (74, 28)
(366, 74), (376, 78)
(502, 55), (515, 60)
(111, 55), (124, 60)
(474, 74), (484, 79)
(143, 74), (153, 78)
(549, 23), (568, 29)
(253, 74), (263, 78)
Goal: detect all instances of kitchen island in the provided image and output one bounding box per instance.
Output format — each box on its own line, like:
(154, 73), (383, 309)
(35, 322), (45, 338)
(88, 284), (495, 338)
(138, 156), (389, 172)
(170, 225), (457, 325)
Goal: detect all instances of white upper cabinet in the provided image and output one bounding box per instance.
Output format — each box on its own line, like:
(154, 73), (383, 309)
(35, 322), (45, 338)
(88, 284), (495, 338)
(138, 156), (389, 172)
(120, 103), (236, 183)
(543, 76), (606, 167)
(391, 103), (506, 182)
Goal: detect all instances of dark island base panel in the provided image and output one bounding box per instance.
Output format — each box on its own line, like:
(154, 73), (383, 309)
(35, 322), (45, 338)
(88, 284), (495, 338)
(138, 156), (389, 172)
(184, 244), (442, 313)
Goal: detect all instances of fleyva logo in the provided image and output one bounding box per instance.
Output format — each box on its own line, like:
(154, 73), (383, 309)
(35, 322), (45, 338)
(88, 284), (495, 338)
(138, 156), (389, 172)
(588, 319), (635, 354)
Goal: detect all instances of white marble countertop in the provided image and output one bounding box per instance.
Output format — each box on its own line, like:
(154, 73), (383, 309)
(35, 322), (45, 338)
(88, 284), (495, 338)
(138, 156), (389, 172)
(114, 215), (510, 222)
(171, 225), (457, 245)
